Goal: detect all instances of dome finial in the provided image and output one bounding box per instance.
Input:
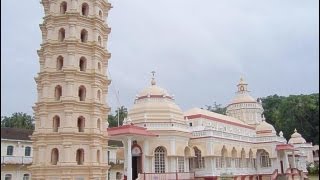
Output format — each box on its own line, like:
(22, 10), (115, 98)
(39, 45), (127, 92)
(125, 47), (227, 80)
(151, 71), (156, 85)
(294, 128), (297, 133)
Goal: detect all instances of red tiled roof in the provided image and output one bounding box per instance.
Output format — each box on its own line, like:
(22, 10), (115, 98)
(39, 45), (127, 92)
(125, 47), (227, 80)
(107, 124), (158, 137)
(1, 128), (33, 141)
(186, 114), (255, 130)
(276, 144), (294, 150)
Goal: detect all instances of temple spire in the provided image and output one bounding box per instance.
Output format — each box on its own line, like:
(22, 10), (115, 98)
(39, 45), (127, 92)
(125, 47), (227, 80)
(237, 76), (249, 92)
(151, 71), (156, 85)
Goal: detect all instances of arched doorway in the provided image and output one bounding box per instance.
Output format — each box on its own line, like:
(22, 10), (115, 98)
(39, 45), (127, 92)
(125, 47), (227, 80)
(132, 143), (142, 180)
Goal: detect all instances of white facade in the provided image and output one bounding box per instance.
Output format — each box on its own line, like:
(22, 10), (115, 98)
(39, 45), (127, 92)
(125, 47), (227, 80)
(1, 128), (33, 180)
(107, 77), (317, 180)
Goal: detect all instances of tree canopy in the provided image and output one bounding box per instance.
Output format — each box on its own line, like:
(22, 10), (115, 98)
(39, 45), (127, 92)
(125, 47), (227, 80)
(262, 93), (319, 145)
(108, 106), (128, 128)
(205, 102), (227, 115)
(1, 112), (34, 130)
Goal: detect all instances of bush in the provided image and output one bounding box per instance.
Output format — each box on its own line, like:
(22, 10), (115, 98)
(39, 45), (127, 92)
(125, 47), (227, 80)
(307, 163), (319, 175)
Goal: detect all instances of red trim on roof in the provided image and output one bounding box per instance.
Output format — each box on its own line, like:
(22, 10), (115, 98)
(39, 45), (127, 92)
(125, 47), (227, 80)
(185, 114), (255, 130)
(256, 130), (272, 134)
(137, 95), (172, 100)
(107, 124), (158, 137)
(276, 144), (294, 150)
(227, 101), (259, 106)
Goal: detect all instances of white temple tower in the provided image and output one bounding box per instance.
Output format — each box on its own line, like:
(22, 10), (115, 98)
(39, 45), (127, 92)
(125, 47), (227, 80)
(226, 77), (264, 126)
(29, 0), (112, 179)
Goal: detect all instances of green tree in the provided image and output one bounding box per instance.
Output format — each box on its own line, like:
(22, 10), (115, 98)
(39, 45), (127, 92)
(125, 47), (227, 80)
(205, 102), (227, 115)
(107, 106), (128, 128)
(1, 112), (34, 130)
(262, 93), (319, 145)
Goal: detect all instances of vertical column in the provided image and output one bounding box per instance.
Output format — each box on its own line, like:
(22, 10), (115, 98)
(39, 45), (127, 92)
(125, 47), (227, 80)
(292, 150), (296, 168)
(127, 137), (132, 180)
(49, 2), (56, 14)
(143, 140), (149, 172)
(69, 24), (76, 39)
(284, 151), (289, 170)
(70, 0), (77, 12)
(67, 52), (75, 68)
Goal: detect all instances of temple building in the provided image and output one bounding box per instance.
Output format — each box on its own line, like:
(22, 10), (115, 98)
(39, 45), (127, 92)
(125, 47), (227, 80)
(107, 76), (315, 180)
(25, 0), (317, 179)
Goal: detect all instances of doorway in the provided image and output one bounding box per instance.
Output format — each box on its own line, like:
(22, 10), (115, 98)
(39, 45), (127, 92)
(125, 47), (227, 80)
(280, 160), (284, 174)
(132, 156), (141, 180)
(132, 144), (142, 180)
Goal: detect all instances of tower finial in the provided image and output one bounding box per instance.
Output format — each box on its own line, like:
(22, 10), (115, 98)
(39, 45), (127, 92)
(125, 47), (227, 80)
(294, 128), (297, 133)
(151, 71), (156, 85)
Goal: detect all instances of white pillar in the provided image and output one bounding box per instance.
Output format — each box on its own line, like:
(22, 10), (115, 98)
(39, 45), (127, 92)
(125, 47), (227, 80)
(292, 150), (296, 168)
(127, 137), (132, 180)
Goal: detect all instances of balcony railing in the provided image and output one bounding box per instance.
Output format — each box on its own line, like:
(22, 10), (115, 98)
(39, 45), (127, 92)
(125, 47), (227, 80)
(1, 156), (33, 165)
(108, 158), (124, 165)
(138, 172), (195, 180)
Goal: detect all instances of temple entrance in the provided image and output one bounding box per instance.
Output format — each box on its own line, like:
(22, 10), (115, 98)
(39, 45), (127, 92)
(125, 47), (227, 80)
(132, 144), (142, 180)
(280, 160), (284, 174)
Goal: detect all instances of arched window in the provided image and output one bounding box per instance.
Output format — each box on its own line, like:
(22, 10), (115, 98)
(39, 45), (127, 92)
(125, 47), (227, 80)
(249, 149), (254, 168)
(51, 148), (59, 165)
(194, 147), (204, 169)
(25, 146), (31, 156)
(79, 57), (87, 71)
(154, 146), (166, 173)
(98, 36), (102, 46)
(7, 146), (13, 155)
(98, 62), (101, 72)
(99, 11), (103, 19)
(23, 174), (30, 180)
(81, 3), (89, 16)
(77, 116), (85, 132)
(116, 172), (122, 180)
(97, 118), (101, 129)
(5, 174), (12, 180)
(97, 150), (100, 163)
(55, 85), (62, 100)
(78, 85), (86, 101)
(53, 115), (60, 132)
(232, 148), (239, 168)
(259, 150), (271, 167)
(80, 29), (88, 43)
(56, 56), (64, 70)
(76, 149), (84, 165)
(221, 146), (227, 168)
(97, 90), (101, 101)
(60, 2), (67, 14)
(58, 28), (65, 42)
(240, 148), (246, 168)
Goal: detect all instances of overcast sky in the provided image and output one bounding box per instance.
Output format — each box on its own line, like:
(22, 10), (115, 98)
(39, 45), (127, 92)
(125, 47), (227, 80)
(1, 0), (319, 116)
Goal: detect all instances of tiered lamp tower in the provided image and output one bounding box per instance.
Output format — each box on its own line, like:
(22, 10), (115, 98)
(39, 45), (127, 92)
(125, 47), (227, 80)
(29, 0), (112, 179)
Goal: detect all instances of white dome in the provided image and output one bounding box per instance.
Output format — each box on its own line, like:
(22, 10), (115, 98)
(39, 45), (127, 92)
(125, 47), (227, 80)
(288, 129), (306, 144)
(229, 93), (256, 104)
(137, 85), (170, 98)
(129, 78), (185, 125)
(256, 117), (276, 136)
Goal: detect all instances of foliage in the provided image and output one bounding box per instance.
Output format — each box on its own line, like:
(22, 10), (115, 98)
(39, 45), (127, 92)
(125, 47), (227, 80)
(1, 112), (34, 130)
(108, 106), (128, 128)
(262, 94), (319, 145)
(205, 102), (227, 115)
(307, 163), (319, 175)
